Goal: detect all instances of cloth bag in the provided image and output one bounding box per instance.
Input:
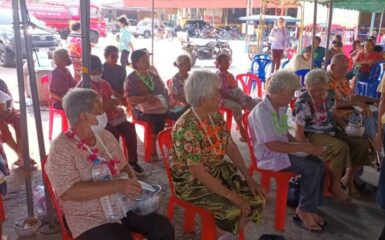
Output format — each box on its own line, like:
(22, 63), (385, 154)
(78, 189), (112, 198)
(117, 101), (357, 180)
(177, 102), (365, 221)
(135, 94), (169, 114)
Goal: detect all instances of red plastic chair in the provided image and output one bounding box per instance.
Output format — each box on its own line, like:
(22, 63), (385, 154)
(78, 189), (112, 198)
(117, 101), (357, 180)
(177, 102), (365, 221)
(40, 75), (68, 140)
(42, 156), (145, 240)
(157, 129), (244, 240)
(219, 107), (233, 130)
(242, 112), (296, 231)
(131, 119), (153, 163)
(286, 49), (297, 60)
(236, 73), (262, 98)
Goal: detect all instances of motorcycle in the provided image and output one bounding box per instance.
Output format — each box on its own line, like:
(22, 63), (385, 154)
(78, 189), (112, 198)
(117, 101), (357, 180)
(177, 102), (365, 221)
(182, 41), (232, 66)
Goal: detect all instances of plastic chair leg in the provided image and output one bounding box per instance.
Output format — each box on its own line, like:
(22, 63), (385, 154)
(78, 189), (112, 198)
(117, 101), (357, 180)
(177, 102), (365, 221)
(61, 113), (68, 132)
(274, 177), (291, 230)
(183, 208), (195, 233)
(239, 229), (245, 240)
(201, 215), (217, 239)
(167, 198), (175, 221)
(48, 109), (54, 141)
(143, 124), (152, 162)
(260, 174), (271, 193)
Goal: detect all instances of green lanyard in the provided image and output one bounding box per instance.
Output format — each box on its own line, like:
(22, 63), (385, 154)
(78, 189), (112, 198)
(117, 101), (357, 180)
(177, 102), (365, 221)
(272, 111), (288, 134)
(136, 71), (155, 92)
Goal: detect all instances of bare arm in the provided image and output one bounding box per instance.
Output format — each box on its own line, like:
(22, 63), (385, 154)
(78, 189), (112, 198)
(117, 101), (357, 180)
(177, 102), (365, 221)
(295, 124), (308, 143)
(225, 141), (249, 178)
(49, 91), (62, 101)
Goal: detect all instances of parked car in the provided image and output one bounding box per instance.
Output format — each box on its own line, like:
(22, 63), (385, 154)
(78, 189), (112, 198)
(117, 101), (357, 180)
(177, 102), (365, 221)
(134, 18), (161, 38)
(183, 20), (210, 37)
(108, 19), (137, 35)
(0, 8), (59, 67)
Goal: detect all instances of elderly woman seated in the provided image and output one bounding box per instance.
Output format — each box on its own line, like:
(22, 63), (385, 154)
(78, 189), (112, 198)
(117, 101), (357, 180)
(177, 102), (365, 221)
(169, 54), (191, 106)
(125, 49), (170, 160)
(171, 71), (265, 239)
(294, 69), (371, 201)
(284, 46), (312, 72)
(49, 48), (77, 109)
(45, 88), (174, 240)
(216, 52), (259, 141)
(248, 70), (326, 232)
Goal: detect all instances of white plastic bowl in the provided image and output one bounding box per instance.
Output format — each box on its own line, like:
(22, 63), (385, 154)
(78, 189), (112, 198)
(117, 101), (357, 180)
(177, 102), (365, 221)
(14, 217), (41, 237)
(133, 184), (161, 216)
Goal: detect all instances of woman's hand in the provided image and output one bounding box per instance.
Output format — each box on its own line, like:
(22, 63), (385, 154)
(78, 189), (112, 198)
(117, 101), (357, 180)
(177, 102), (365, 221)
(304, 143), (325, 157)
(119, 179), (142, 200)
(245, 175), (267, 200)
(231, 193), (251, 217)
(146, 95), (160, 104)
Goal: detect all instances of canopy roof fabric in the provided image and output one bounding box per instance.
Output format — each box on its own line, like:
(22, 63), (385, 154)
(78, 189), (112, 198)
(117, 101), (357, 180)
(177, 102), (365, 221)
(239, 14), (301, 23)
(304, 0), (385, 12)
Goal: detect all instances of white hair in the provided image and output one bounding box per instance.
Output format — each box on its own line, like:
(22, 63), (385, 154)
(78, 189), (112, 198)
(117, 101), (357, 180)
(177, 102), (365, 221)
(174, 53), (191, 67)
(185, 70), (219, 107)
(268, 70), (300, 94)
(62, 88), (101, 126)
(53, 48), (69, 65)
(305, 69), (328, 87)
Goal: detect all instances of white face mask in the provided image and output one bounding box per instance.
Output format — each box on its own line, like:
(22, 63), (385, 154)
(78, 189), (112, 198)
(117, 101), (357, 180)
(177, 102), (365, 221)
(90, 112), (108, 133)
(90, 74), (103, 82)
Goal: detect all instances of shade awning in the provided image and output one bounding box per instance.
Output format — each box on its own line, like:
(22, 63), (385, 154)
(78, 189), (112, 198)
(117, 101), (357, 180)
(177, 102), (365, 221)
(239, 14), (301, 23)
(303, 0), (385, 12)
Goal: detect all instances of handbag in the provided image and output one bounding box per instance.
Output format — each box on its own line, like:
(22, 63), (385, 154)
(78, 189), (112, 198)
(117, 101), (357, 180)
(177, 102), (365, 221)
(135, 94), (169, 114)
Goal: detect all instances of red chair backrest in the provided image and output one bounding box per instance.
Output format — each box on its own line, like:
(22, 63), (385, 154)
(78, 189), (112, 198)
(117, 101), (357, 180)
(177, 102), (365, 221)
(40, 75), (53, 106)
(157, 128), (175, 193)
(42, 156), (74, 240)
(242, 112), (259, 164)
(236, 73), (262, 98)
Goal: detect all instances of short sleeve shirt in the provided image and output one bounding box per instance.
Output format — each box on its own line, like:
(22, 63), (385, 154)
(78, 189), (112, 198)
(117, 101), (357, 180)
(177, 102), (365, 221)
(216, 70), (237, 96)
(102, 63), (126, 96)
(78, 80), (125, 122)
(171, 109), (232, 176)
(170, 72), (187, 102)
(119, 27), (132, 51)
(49, 67), (77, 104)
(248, 97), (291, 171)
(355, 51), (383, 73)
(124, 71), (167, 98)
(294, 90), (337, 134)
(327, 71), (354, 102)
(45, 130), (126, 238)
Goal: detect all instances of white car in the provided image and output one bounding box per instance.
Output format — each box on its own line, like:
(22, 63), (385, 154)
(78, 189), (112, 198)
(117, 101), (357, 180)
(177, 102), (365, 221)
(133, 18), (160, 38)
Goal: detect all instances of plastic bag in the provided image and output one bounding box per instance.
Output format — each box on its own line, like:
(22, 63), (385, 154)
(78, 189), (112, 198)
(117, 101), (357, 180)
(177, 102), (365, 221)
(33, 185), (47, 221)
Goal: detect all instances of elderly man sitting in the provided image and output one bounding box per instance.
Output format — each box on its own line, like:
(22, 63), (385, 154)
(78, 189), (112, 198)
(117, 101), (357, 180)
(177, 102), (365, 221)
(249, 70), (325, 232)
(49, 48), (77, 109)
(327, 53), (378, 140)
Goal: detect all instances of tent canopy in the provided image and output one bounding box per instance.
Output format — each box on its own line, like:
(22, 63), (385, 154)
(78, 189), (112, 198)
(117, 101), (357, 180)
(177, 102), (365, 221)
(303, 0), (385, 12)
(239, 14), (301, 23)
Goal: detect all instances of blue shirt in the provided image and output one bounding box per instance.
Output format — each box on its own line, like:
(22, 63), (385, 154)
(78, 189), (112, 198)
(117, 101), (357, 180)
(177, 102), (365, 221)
(119, 27), (132, 51)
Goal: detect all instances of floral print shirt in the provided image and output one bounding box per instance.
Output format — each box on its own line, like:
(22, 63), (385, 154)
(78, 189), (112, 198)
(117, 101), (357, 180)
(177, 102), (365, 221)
(294, 90), (337, 134)
(327, 71), (354, 102)
(171, 109), (232, 176)
(170, 72), (188, 104)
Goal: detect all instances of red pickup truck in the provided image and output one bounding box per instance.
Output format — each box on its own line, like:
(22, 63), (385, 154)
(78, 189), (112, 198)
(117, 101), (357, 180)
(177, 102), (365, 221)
(27, 2), (106, 44)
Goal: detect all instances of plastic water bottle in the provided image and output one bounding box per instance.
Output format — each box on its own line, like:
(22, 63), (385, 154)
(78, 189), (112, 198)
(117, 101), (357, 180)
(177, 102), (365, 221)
(91, 162), (119, 223)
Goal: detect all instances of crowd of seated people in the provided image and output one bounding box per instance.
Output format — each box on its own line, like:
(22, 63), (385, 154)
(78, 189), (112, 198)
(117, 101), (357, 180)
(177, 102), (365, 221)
(38, 28), (385, 240)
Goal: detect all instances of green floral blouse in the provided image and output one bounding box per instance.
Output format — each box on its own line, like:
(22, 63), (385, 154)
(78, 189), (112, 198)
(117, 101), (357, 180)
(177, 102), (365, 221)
(171, 109), (232, 176)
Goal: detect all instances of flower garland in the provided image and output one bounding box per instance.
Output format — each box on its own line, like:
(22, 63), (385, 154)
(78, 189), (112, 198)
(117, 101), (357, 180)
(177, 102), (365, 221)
(271, 111), (288, 134)
(65, 130), (120, 175)
(136, 71), (155, 92)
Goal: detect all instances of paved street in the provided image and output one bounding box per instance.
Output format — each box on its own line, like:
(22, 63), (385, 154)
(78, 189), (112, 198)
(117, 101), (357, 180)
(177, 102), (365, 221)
(0, 33), (383, 239)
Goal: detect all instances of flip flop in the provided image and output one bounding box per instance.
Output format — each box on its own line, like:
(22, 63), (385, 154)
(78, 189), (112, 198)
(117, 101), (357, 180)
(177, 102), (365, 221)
(292, 215), (323, 232)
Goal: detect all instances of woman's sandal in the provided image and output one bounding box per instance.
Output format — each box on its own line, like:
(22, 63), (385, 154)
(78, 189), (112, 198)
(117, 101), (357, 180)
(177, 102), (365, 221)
(14, 158), (37, 168)
(292, 215), (324, 232)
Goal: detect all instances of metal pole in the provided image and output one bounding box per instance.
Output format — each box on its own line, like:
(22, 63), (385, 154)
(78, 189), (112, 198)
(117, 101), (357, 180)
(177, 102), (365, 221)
(324, 0), (333, 70)
(245, 0), (252, 36)
(379, 10), (384, 43)
(370, 12), (376, 37)
(258, 0), (266, 53)
(310, 0), (318, 69)
(151, 0), (155, 65)
(298, 0), (305, 50)
(19, 0), (57, 230)
(12, 0), (34, 218)
(80, 0), (91, 88)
